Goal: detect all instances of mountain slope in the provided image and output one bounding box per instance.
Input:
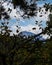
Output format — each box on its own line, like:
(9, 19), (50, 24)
(18, 31), (46, 41)
(18, 31), (35, 37)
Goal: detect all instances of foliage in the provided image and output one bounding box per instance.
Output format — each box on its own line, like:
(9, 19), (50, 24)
(0, 32), (52, 65)
(0, 0), (52, 65)
(0, 3), (10, 20)
(0, 22), (52, 65)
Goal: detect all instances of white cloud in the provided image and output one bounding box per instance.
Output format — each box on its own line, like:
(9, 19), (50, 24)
(10, 24), (42, 35)
(1, 1), (51, 39)
(3, 4), (50, 35)
(42, 34), (50, 39)
(35, 7), (50, 22)
(2, 1), (50, 21)
(10, 24), (50, 40)
(2, 1), (50, 23)
(18, 24), (42, 34)
(10, 25), (17, 35)
(2, 1), (23, 19)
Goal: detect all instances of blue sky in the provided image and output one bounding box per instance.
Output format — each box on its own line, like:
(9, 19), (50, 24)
(37, 0), (52, 5)
(9, 0), (52, 26)
(18, 0), (52, 27)
(0, 0), (52, 35)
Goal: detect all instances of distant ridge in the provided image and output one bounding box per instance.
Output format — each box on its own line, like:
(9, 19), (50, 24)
(18, 31), (46, 41)
(18, 31), (35, 37)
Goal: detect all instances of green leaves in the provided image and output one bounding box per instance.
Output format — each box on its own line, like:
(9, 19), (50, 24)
(0, 32), (52, 65)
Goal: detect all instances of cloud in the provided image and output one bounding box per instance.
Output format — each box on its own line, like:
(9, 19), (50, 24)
(10, 25), (17, 35)
(42, 34), (50, 39)
(2, 1), (23, 19)
(2, 1), (50, 22)
(20, 24), (42, 34)
(10, 24), (49, 39)
(1, 1), (51, 39)
(3, 5), (50, 35)
(2, 1), (50, 21)
(35, 7), (50, 21)
(10, 24), (42, 35)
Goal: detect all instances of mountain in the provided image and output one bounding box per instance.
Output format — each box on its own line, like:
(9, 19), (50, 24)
(18, 31), (35, 37)
(18, 31), (46, 41)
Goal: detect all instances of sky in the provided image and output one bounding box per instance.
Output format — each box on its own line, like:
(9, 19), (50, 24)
(0, 0), (52, 38)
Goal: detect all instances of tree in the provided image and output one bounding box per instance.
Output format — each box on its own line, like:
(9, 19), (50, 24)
(0, 2), (10, 20)
(0, 22), (12, 36)
(0, 0), (52, 65)
(12, 0), (37, 17)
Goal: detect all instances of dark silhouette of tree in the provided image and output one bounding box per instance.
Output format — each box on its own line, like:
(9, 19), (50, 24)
(44, 3), (52, 12)
(12, 0), (37, 17)
(0, 0), (52, 65)
(0, 22), (12, 36)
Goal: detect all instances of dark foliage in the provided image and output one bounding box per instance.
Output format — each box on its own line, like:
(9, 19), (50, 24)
(0, 4), (10, 20)
(0, 21), (52, 65)
(0, 0), (52, 65)
(12, 0), (37, 17)
(0, 32), (52, 65)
